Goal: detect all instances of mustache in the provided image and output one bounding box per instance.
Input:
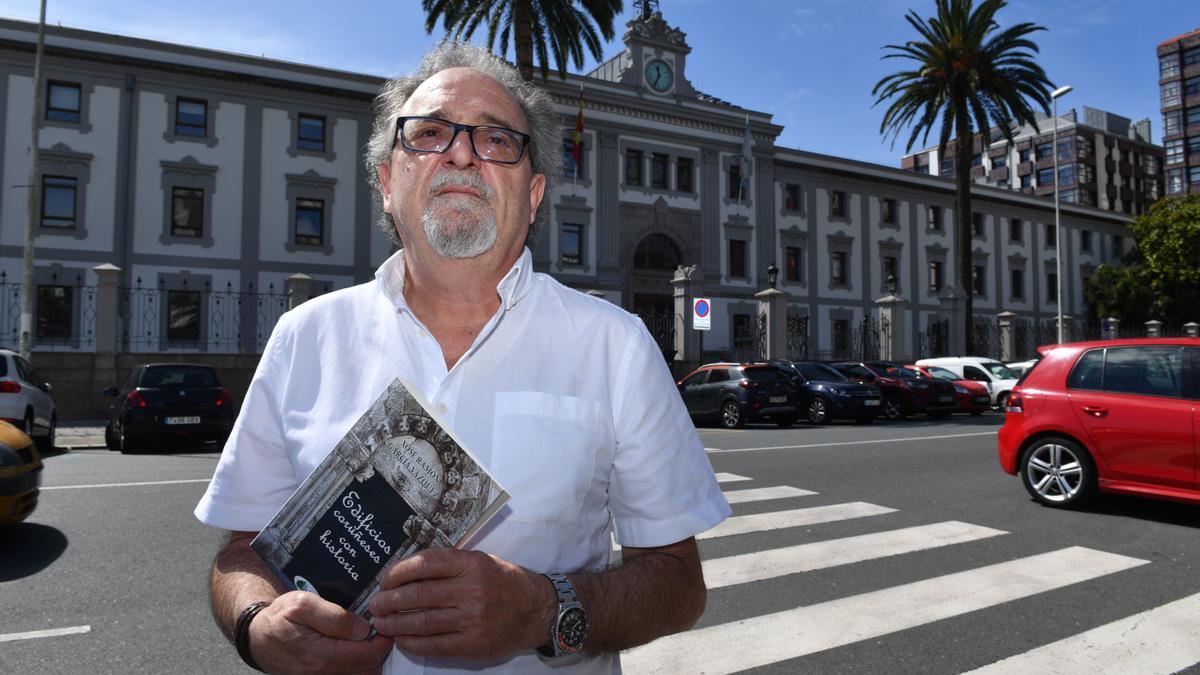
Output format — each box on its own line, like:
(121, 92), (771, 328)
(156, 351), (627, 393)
(428, 171), (493, 199)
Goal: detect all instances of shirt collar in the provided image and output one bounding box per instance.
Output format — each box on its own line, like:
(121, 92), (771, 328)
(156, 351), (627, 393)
(375, 247), (536, 313)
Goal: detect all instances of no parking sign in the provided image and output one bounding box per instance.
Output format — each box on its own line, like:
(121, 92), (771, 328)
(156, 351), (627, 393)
(693, 298), (711, 330)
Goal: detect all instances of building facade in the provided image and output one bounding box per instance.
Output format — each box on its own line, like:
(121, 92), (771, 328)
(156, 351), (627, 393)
(1159, 27), (1200, 196)
(901, 107), (1163, 216)
(0, 12), (1135, 367)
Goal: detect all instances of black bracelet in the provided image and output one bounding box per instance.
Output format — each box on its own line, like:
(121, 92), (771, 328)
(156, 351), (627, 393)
(234, 601), (271, 673)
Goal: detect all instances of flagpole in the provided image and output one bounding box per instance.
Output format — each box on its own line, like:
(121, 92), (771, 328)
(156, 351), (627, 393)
(572, 81), (584, 191)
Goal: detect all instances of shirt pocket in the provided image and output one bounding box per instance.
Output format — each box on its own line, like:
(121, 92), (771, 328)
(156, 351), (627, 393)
(491, 391), (599, 525)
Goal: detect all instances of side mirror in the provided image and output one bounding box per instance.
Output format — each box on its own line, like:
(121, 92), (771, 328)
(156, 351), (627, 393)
(103, 387), (118, 397)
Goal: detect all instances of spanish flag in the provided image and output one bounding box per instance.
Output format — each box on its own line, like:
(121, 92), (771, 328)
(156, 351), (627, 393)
(572, 85), (584, 168)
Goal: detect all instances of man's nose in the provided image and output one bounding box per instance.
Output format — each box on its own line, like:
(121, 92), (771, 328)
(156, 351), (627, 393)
(441, 128), (478, 167)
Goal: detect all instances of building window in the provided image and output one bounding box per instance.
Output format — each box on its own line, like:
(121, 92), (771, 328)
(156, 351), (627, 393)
(1080, 229), (1092, 252)
(36, 285), (72, 339)
(41, 176), (77, 228)
(1009, 218), (1023, 242)
(1019, 148), (1031, 163)
(170, 187), (204, 237)
(624, 149), (642, 186)
(729, 239), (746, 278)
(1112, 234), (1123, 258)
(676, 157), (693, 192)
(883, 255), (899, 283)
(1185, 47), (1200, 68)
(927, 205), (942, 231)
(650, 153), (669, 189)
(1011, 269), (1025, 300)
(939, 158), (955, 176)
(785, 246), (802, 282)
(1020, 174), (1032, 189)
(1167, 168), (1186, 194)
(1164, 110), (1182, 136)
(1045, 223), (1056, 247)
(562, 140), (583, 180)
(881, 198), (896, 224)
(972, 265), (985, 296)
(1167, 140), (1185, 166)
(1057, 137), (1073, 161)
(634, 234), (680, 270)
(831, 251), (847, 286)
(175, 98), (208, 137)
(784, 183), (801, 212)
(46, 82), (81, 123)
(928, 260), (943, 292)
(972, 212), (984, 237)
(1186, 106), (1200, 128)
(830, 190), (847, 218)
(166, 290), (202, 342)
(913, 154), (929, 172)
(971, 153), (983, 167)
(1047, 272), (1058, 303)
(1058, 163), (1077, 185)
(1188, 136), (1200, 157)
(297, 114), (326, 152)
(728, 163), (742, 199)
(294, 198), (325, 246)
(1188, 165), (1200, 186)
(1162, 82), (1180, 108)
(992, 155), (1007, 169)
(1037, 167), (1055, 185)
(560, 223), (583, 266)
(1161, 55), (1181, 79)
(1185, 75), (1200, 98)
(1035, 142), (1053, 160)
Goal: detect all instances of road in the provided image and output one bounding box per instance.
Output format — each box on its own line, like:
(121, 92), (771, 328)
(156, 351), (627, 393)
(2, 415), (1198, 674)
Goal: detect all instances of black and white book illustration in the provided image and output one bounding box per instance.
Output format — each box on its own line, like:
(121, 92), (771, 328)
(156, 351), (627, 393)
(251, 377), (508, 617)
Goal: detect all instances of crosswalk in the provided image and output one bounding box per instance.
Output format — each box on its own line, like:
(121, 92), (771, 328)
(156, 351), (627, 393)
(621, 472), (1200, 674)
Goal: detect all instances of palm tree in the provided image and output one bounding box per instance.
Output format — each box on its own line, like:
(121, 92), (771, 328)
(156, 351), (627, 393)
(423, 0), (624, 81)
(873, 0), (1054, 354)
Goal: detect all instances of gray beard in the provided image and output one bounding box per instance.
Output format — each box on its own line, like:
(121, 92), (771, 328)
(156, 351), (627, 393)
(421, 202), (497, 259)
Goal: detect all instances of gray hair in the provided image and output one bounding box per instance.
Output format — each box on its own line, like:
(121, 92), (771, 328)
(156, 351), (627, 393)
(364, 42), (562, 247)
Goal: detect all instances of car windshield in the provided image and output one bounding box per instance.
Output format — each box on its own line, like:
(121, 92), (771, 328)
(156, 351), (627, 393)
(797, 363), (847, 381)
(924, 366), (959, 381)
(983, 362), (1018, 380)
(742, 367), (785, 382)
(875, 363), (918, 378)
(140, 367), (217, 388)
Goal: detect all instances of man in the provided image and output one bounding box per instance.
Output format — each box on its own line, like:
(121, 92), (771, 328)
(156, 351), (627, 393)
(195, 42), (729, 674)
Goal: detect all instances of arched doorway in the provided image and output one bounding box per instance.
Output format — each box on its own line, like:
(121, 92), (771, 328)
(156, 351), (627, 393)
(630, 233), (682, 361)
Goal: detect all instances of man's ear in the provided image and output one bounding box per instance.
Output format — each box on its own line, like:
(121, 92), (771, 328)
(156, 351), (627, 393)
(528, 172), (546, 225)
(378, 162), (394, 212)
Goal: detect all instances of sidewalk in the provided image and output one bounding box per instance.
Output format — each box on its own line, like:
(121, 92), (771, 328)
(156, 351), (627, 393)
(56, 419), (108, 450)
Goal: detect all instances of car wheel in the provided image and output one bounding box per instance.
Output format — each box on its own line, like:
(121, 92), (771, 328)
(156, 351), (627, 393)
(35, 413), (55, 454)
(1020, 436), (1096, 508)
(104, 422), (119, 451)
(807, 396), (830, 425)
(720, 401), (744, 429)
(22, 409), (34, 437)
(883, 396), (906, 421)
(119, 424), (138, 454)
(995, 392), (1010, 410)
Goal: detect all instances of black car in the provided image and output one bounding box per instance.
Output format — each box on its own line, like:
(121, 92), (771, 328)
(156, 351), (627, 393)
(830, 360), (958, 420)
(677, 362), (801, 428)
(781, 361), (883, 424)
(104, 363), (235, 453)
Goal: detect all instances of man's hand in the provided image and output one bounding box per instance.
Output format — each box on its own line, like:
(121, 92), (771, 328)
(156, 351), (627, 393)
(368, 548), (554, 660)
(250, 590), (394, 674)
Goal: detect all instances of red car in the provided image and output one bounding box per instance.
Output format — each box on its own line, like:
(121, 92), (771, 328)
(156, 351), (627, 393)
(998, 338), (1200, 508)
(907, 364), (991, 415)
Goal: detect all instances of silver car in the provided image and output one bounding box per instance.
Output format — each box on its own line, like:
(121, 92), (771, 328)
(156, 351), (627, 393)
(0, 349), (56, 452)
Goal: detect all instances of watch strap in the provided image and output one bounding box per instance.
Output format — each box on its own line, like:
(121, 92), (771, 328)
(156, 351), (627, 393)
(537, 573), (584, 658)
(234, 601), (271, 673)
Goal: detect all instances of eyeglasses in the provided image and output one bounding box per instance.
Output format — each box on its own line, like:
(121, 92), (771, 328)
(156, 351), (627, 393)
(392, 116), (531, 165)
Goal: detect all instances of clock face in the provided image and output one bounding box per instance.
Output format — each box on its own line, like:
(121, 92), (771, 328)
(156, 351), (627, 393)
(645, 59), (674, 93)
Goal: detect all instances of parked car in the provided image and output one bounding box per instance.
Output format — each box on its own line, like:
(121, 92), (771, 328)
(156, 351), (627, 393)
(104, 363), (235, 453)
(0, 420), (41, 526)
(0, 348), (57, 453)
(914, 356), (1020, 408)
(783, 361), (883, 424)
(998, 338), (1200, 508)
(676, 362), (801, 428)
(829, 360), (958, 420)
(907, 364), (991, 415)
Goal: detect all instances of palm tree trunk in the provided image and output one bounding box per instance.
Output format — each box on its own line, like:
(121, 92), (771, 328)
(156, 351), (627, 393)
(954, 102), (975, 355)
(513, 0), (534, 81)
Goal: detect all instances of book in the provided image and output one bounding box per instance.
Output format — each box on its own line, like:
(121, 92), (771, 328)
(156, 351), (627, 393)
(251, 377), (508, 617)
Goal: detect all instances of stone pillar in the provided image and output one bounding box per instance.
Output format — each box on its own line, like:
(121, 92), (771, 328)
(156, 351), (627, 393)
(1145, 319), (1163, 338)
(875, 293), (908, 362)
(1184, 322), (1199, 338)
(672, 265), (702, 375)
(93, 263), (121, 353)
(1101, 317), (1120, 340)
(755, 286), (790, 361)
(286, 273), (313, 311)
(997, 311), (1018, 363)
(938, 286), (967, 355)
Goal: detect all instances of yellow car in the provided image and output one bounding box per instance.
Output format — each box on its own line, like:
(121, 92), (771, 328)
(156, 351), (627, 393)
(0, 420), (41, 526)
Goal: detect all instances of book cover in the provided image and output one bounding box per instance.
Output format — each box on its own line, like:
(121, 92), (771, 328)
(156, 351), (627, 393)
(251, 377), (508, 617)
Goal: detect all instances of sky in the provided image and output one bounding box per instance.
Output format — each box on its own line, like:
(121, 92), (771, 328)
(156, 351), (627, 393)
(1, 0), (1196, 167)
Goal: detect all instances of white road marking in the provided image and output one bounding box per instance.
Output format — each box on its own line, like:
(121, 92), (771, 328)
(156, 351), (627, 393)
(722, 485), (817, 504)
(622, 547), (1149, 674)
(713, 472), (752, 483)
(962, 591), (1200, 675)
(0, 625), (91, 642)
(41, 478), (211, 491)
(703, 521), (1007, 588)
(705, 431), (997, 454)
(698, 502), (896, 540)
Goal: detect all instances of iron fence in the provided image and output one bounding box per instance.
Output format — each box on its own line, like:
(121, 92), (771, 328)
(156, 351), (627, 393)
(639, 310), (678, 363)
(0, 271), (97, 352)
(120, 278), (290, 353)
(786, 311), (809, 361)
(731, 312), (766, 363)
(917, 318), (949, 358)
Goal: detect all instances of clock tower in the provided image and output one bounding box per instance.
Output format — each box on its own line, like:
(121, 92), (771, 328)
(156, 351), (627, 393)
(616, 1), (697, 98)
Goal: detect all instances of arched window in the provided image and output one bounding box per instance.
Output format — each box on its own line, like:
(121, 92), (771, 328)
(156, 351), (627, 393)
(633, 234), (680, 271)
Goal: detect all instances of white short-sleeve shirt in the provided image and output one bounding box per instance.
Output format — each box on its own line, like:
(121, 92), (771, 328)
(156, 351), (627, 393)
(195, 247), (730, 674)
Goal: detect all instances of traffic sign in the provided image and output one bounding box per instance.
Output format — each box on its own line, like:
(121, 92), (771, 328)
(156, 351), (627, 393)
(693, 298), (711, 331)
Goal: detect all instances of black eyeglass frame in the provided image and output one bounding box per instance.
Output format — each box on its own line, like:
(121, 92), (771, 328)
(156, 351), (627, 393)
(392, 116), (532, 165)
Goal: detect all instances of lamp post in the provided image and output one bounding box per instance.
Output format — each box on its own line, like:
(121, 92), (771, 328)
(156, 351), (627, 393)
(886, 274), (898, 296)
(766, 263), (778, 289)
(1051, 84), (1072, 344)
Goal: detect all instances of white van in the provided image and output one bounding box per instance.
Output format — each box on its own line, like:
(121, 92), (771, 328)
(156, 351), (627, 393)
(913, 356), (1020, 407)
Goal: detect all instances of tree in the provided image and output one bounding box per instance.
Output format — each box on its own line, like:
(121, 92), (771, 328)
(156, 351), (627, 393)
(423, 0), (624, 81)
(1085, 193), (1200, 326)
(873, 0), (1054, 353)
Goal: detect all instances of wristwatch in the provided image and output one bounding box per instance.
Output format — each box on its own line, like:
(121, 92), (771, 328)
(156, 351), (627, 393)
(537, 573), (588, 658)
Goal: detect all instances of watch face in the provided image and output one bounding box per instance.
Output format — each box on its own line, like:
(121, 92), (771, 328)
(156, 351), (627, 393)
(557, 606), (589, 651)
(645, 59), (674, 93)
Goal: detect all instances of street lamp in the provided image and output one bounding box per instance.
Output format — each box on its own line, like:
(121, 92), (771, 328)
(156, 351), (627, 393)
(767, 263), (779, 289)
(1052, 84), (1073, 344)
(886, 274), (898, 296)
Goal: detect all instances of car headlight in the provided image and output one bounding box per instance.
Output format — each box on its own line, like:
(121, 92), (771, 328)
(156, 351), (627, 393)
(829, 388), (852, 397)
(954, 385), (969, 394)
